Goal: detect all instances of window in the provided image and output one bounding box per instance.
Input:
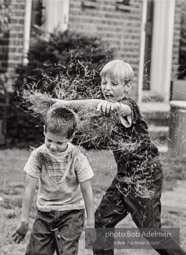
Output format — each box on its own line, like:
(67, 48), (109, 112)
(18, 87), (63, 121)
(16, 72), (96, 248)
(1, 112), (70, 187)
(30, 0), (46, 37)
(40, 0), (69, 34)
(31, 0), (44, 29)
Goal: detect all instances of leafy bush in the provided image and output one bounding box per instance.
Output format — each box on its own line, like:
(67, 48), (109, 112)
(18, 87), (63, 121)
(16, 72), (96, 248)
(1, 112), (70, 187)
(7, 31), (114, 147)
(6, 94), (43, 148)
(14, 31), (113, 93)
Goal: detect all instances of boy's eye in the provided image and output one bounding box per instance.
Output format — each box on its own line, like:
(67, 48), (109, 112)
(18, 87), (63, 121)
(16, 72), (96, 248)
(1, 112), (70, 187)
(102, 81), (107, 85)
(57, 142), (63, 145)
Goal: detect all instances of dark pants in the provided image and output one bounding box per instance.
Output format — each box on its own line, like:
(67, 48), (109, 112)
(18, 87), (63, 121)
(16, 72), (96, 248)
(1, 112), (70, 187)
(26, 209), (85, 255)
(93, 162), (186, 255)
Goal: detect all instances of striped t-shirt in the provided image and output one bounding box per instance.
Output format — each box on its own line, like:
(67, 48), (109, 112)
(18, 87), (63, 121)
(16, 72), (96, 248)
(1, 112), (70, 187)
(23, 143), (94, 212)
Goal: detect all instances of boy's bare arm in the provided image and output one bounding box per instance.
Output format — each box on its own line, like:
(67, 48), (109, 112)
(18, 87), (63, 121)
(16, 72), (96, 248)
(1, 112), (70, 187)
(80, 180), (94, 227)
(13, 174), (37, 243)
(80, 179), (96, 244)
(97, 101), (131, 116)
(21, 174), (37, 223)
(52, 98), (105, 110)
(53, 98), (133, 127)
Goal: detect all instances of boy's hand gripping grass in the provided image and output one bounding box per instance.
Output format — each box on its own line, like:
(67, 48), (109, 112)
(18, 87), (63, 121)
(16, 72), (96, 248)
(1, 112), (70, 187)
(12, 222), (29, 243)
(97, 101), (120, 115)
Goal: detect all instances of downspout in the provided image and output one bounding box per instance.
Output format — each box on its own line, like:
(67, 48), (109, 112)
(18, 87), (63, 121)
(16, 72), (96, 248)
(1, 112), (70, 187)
(138, 0), (148, 104)
(23, 0), (32, 65)
(164, 0), (175, 102)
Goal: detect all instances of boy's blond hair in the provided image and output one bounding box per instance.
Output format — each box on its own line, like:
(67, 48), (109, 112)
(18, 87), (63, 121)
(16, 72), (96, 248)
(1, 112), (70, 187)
(45, 106), (78, 139)
(100, 60), (134, 83)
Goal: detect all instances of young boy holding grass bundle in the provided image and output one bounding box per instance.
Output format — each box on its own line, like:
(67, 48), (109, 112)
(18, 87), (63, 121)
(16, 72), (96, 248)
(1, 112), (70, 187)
(13, 106), (95, 255)
(52, 60), (186, 255)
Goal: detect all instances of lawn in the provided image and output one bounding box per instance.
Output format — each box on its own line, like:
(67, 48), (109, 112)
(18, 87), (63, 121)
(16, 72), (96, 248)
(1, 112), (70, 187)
(0, 148), (186, 255)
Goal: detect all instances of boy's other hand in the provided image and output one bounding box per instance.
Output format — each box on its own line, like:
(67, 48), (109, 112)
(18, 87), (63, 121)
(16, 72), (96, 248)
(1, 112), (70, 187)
(12, 222), (29, 243)
(85, 227), (97, 247)
(97, 102), (119, 115)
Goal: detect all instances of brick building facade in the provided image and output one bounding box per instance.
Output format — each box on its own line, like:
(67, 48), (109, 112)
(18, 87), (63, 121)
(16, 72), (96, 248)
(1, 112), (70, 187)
(0, 0), (185, 101)
(68, 0), (143, 100)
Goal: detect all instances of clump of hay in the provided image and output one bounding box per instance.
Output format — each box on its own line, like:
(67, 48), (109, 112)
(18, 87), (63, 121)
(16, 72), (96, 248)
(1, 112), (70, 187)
(21, 90), (54, 117)
(21, 88), (120, 149)
(20, 79), (156, 199)
(76, 109), (119, 149)
(117, 176), (155, 198)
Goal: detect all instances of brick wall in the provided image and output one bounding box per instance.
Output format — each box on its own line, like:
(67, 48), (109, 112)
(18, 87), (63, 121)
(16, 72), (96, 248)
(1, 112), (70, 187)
(0, 0), (25, 82)
(0, 0), (25, 145)
(68, 0), (143, 100)
(68, 0), (185, 101)
(0, 0), (183, 97)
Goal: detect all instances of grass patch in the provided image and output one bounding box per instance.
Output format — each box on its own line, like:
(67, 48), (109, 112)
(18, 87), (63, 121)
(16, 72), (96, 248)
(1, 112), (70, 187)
(0, 148), (186, 255)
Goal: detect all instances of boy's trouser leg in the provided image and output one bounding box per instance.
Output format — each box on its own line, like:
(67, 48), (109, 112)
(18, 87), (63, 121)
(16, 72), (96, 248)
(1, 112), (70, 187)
(25, 209), (85, 255)
(25, 211), (55, 255)
(54, 209), (85, 255)
(93, 179), (186, 255)
(126, 189), (186, 255)
(93, 179), (129, 255)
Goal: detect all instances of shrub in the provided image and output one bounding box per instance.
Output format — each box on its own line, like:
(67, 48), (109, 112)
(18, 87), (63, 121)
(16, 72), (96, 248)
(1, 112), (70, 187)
(14, 31), (113, 93)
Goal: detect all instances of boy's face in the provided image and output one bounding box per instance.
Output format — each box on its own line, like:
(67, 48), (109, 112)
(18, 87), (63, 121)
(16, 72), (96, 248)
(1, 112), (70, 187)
(44, 131), (71, 156)
(101, 76), (130, 102)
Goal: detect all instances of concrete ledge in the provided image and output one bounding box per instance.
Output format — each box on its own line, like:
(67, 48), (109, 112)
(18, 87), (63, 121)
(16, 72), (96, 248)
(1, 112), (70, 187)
(140, 102), (170, 126)
(139, 102), (170, 113)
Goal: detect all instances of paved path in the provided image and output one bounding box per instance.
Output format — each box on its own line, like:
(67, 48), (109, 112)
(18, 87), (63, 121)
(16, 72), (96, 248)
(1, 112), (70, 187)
(161, 180), (186, 210)
(161, 179), (186, 247)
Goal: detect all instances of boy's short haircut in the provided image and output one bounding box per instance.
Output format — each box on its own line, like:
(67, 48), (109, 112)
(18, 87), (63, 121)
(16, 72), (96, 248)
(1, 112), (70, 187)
(45, 106), (78, 138)
(100, 60), (134, 83)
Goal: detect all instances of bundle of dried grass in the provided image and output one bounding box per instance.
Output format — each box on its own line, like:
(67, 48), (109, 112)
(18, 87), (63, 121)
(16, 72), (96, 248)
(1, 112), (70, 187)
(21, 90), (55, 117)
(21, 85), (155, 199)
(21, 89), (119, 149)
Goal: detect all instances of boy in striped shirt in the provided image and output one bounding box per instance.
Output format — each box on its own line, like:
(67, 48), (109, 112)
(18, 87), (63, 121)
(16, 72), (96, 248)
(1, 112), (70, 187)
(13, 106), (95, 255)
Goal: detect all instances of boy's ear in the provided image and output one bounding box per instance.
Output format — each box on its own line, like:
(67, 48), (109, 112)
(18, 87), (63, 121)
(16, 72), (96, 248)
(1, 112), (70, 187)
(124, 82), (131, 93)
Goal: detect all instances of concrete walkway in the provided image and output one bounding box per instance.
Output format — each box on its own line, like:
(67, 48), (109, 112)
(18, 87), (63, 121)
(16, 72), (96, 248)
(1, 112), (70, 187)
(161, 180), (186, 211)
(161, 180), (186, 250)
